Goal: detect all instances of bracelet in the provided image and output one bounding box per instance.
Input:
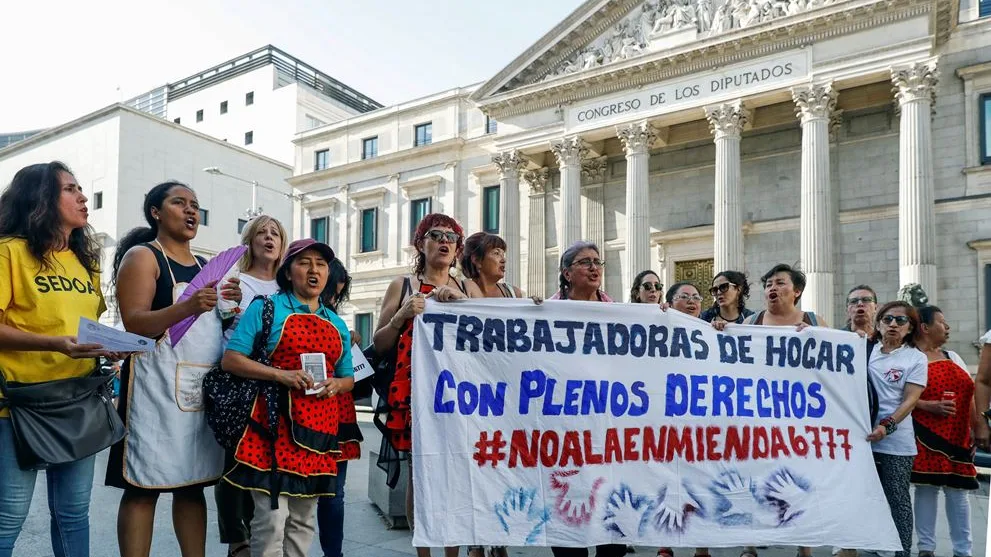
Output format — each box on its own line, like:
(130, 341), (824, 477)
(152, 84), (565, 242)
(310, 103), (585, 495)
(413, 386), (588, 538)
(879, 416), (897, 435)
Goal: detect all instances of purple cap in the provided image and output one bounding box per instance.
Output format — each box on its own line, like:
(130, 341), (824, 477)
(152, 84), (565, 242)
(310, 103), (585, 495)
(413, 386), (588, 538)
(284, 238), (335, 263)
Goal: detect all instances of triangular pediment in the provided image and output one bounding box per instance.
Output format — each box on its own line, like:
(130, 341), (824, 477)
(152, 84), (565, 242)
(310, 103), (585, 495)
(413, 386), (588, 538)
(472, 0), (957, 108)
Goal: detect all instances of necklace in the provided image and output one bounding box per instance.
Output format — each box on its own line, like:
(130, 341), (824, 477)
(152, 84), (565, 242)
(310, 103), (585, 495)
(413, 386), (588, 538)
(718, 309), (740, 323)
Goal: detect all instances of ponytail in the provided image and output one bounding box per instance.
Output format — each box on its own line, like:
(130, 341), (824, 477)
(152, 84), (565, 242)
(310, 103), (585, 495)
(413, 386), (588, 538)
(112, 181), (191, 284)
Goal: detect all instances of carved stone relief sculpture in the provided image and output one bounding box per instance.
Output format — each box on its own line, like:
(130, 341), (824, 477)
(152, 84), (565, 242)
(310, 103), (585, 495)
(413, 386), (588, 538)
(542, 0), (841, 82)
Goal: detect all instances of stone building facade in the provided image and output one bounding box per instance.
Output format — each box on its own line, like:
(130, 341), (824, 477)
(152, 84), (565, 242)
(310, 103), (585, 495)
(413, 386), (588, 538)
(292, 0), (991, 365)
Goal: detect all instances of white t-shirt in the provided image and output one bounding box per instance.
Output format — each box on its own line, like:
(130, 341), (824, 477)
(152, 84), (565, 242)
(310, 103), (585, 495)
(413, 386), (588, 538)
(222, 273), (279, 349)
(869, 344), (928, 456)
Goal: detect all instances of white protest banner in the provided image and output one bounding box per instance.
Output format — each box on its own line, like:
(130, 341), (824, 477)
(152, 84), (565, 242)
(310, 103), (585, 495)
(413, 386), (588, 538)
(411, 299), (901, 549)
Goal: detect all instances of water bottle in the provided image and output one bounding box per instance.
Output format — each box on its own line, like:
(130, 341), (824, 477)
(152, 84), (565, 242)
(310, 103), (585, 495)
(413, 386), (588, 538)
(217, 266), (241, 320)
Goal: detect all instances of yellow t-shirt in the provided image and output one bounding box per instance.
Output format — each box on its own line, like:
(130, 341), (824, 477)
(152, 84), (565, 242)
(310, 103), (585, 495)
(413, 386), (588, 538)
(0, 238), (106, 417)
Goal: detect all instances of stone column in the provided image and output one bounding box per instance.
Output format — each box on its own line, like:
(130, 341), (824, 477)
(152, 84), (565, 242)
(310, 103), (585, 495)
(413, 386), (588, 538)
(793, 83), (839, 325)
(618, 121), (657, 292)
(581, 157), (608, 286)
(550, 136), (588, 251)
(892, 60), (939, 303)
(492, 150), (526, 287)
(704, 101), (749, 272)
(525, 168), (550, 297)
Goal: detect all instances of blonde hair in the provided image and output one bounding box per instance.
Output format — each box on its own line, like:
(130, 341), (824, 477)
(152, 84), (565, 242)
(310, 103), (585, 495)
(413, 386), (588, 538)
(238, 215), (288, 275)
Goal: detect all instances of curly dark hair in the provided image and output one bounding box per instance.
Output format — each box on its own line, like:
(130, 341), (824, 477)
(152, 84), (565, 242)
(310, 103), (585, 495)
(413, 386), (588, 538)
(871, 301), (921, 347)
(0, 162), (100, 274)
(709, 270), (750, 314)
(410, 213), (464, 275)
(629, 270), (661, 303)
(327, 258), (351, 312)
(460, 232), (507, 280)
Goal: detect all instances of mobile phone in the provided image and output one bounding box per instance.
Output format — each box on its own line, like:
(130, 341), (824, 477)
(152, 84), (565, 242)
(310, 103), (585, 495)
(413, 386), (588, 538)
(301, 353), (327, 395)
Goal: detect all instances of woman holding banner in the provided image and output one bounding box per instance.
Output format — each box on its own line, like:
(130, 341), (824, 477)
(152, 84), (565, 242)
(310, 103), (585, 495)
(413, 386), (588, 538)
(550, 241), (625, 557)
(373, 213), (481, 557)
(700, 271), (753, 324)
(910, 306), (977, 557)
(867, 301), (927, 557)
(215, 215), (287, 557)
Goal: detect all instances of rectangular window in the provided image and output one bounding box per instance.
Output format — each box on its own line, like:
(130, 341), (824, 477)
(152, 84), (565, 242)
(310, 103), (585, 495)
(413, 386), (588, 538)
(482, 185), (500, 233)
(314, 149), (329, 171)
(409, 198), (431, 237)
(199, 208), (209, 226)
(414, 122), (432, 147)
(93, 192), (104, 211)
(354, 313), (373, 349)
(237, 218), (248, 234)
(220, 101), (228, 114)
(361, 136), (378, 160)
(310, 217), (328, 243)
(173, 117), (181, 125)
(485, 116), (497, 134)
(981, 93), (991, 165)
(981, 0), (991, 17)
(245, 91), (254, 105)
(196, 109), (204, 123)
(244, 131), (254, 145)
(360, 208), (377, 253)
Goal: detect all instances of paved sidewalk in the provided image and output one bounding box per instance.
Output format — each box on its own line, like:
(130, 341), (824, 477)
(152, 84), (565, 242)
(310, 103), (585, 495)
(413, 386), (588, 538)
(12, 419), (990, 556)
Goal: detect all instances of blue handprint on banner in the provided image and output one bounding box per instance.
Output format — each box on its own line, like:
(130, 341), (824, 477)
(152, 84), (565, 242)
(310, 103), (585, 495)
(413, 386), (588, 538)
(762, 468), (813, 525)
(708, 468), (780, 528)
(493, 487), (550, 545)
(603, 485), (654, 538)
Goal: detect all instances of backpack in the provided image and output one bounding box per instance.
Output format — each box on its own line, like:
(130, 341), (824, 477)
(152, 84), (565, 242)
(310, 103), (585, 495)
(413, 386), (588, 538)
(203, 296), (275, 450)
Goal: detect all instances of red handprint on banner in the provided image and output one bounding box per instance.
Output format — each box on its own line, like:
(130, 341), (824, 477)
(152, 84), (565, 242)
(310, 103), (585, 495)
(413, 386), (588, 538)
(549, 469), (605, 526)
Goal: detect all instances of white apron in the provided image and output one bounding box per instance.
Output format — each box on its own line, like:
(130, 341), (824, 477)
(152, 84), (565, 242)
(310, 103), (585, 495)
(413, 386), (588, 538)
(122, 249), (225, 488)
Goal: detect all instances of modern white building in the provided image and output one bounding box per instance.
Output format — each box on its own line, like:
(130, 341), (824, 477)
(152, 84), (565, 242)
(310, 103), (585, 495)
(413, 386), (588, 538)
(293, 0), (991, 365)
(126, 45), (383, 165)
(0, 104), (294, 322)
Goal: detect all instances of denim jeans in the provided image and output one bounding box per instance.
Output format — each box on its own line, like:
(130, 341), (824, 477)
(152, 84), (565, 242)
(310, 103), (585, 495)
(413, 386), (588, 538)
(0, 418), (96, 557)
(316, 461), (348, 557)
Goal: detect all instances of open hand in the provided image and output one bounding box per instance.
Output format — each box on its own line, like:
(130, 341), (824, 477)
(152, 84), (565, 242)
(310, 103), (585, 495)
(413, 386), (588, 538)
(925, 399), (956, 417)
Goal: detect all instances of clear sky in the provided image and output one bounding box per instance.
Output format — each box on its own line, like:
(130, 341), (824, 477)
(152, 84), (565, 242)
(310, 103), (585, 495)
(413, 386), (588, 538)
(0, 0), (580, 131)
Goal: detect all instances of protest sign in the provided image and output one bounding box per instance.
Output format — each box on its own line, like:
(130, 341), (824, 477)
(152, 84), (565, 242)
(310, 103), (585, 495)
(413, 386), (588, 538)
(411, 299), (901, 549)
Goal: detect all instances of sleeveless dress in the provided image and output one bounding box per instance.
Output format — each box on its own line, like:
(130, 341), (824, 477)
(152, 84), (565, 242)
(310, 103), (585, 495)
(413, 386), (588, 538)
(224, 309), (361, 499)
(106, 243), (223, 492)
(910, 356), (979, 490)
(384, 278), (468, 452)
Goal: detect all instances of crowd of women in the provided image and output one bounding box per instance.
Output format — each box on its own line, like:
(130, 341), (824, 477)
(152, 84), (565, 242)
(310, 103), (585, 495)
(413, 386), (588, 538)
(0, 160), (985, 557)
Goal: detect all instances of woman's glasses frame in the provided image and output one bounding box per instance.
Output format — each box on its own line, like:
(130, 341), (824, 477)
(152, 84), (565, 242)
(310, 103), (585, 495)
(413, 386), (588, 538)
(708, 283), (737, 296)
(880, 315), (909, 326)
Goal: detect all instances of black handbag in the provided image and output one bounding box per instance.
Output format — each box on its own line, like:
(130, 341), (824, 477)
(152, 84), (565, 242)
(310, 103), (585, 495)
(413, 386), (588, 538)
(0, 365), (124, 470)
(203, 296), (275, 450)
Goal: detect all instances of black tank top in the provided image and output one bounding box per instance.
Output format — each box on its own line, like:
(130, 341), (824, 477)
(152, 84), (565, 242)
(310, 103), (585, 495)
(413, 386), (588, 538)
(143, 243), (205, 312)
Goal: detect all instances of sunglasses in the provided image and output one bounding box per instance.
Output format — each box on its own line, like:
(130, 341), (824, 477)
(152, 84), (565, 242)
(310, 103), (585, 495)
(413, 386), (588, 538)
(425, 230), (460, 243)
(880, 315), (909, 326)
(847, 296), (876, 306)
(708, 283), (736, 296)
(572, 258), (605, 269)
(674, 293), (703, 302)
(639, 282), (662, 292)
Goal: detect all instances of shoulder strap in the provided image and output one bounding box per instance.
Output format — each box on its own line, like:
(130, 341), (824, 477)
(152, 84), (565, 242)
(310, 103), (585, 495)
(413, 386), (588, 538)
(456, 279), (469, 295)
(805, 312), (818, 326)
(249, 296), (276, 362)
(753, 311), (765, 325)
(942, 349), (951, 360)
(399, 276), (412, 305)
(498, 283), (514, 298)
(143, 242), (175, 288)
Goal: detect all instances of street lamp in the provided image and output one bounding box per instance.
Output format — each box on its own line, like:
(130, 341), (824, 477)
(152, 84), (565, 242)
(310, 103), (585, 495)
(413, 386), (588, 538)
(202, 166), (263, 219)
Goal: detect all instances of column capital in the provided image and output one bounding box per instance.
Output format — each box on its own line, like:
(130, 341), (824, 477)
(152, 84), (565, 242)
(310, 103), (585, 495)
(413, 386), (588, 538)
(792, 83), (838, 123)
(524, 168), (550, 195)
(705, 101), (750, 140)
(491, 150), (526, 179)
(892, 59), (939, 106)
(616, 121), (657, 156)
(581, 157), (608, 181)
(550, 135), (588, 167)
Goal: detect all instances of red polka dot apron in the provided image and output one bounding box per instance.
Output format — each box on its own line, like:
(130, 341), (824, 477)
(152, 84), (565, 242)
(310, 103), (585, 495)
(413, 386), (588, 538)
(225, 313), (361, 499)
(384, 282), (435, 452)
(911, 358), (978, 490)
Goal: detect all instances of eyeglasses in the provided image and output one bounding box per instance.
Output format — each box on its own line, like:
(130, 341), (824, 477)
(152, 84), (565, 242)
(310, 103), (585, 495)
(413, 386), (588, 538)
(880, 315), (910, 326)
(708, 283), (736, 296)
(639, 282), (662, 292)
(847, 296), (876, 306)
(425, 230), (460, 244)
(571, 258), (605, 269)
(674, 293), (703, 302)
